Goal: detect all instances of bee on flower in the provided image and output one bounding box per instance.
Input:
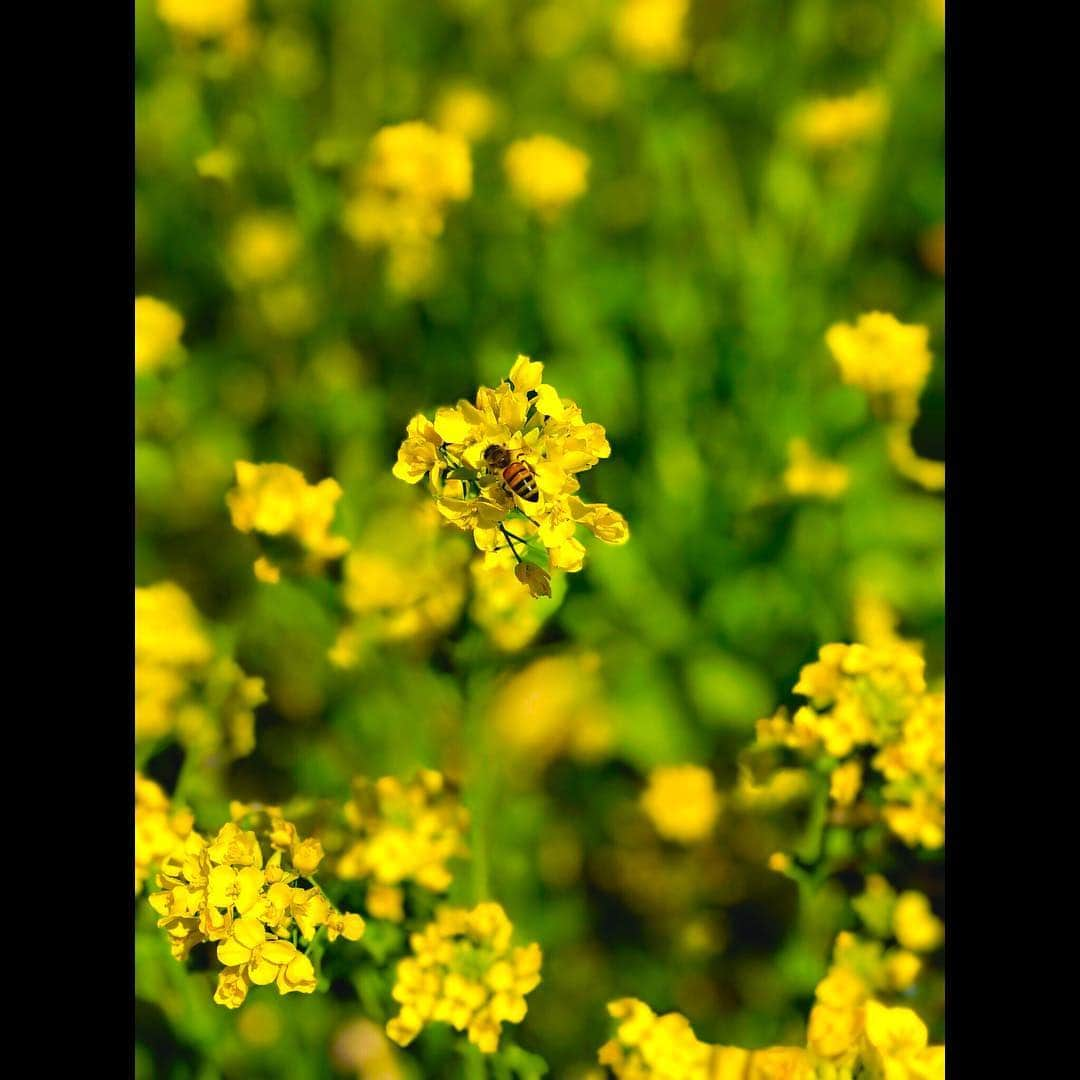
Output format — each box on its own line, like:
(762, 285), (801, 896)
(385, 902), (542, 1054)
(392, 355), (629, 597)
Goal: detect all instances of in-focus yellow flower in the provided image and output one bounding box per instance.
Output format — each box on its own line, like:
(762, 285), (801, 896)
(385, 903), (542, 1053)
(504, 137), (589, 220)
(392, 355), (627, 587)
(613, 0), (690, 68)
(641, 765), (723, 844)
(227, 212), (302, 286)
(783, 438), (850, 499)
(227, 461), (350, 579)
(793, 89), (889, 150)
(135, 296), (184, 374)
(156, 0), (248, 38)
(825, 312), (932, 424)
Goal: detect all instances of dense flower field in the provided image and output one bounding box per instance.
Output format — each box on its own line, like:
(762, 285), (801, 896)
(135, 0), (945, 1076)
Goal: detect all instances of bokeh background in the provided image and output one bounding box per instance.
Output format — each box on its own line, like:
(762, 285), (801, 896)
(135, 0), (945, 1076)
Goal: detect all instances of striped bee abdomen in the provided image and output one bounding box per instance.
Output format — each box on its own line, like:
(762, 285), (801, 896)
(503, 461), (539, 502)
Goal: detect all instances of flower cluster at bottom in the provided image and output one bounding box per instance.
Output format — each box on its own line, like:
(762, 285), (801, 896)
(599, 982), (944, 1079)
(147, 818), (365, 1009)
(386, 902), (542, 1053)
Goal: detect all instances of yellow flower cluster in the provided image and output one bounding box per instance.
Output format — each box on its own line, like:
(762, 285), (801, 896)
(227, 212), (302, 286)
(793, 89), (890, 150)
(487, 652), (614, 770)
(783, 438), (850, 500)
(226, 461), (350, 582)
(135, 582), (265, 757)
(329, 501), (469, 667)
(503, 136), (590, 220)
(393, 355), (629, 595)
(343, 121), (472, 294)
(386, 902), (542, 1053)
(806, 931), (943, 1074)
(148, 817), (365, 1008)
(613, 0), (690, 68)
(135, 296), (184, 374)
(156, 0), (248, 38)
(825, 312), (932, 425)
(336, 771), (469, 922)
(755, 641), (944, 850)
(599, 998), (816, 1079)
(600, 974), (943, 1080)
(135, 772), (194, 894)
(435, 86), (498, 144)
(640, 765), (723, 845)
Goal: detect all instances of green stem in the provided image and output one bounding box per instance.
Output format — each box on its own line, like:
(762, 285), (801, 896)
(464, 1043), (487, 1080)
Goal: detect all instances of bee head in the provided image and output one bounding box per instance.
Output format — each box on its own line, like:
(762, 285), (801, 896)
(483, 444), (510, 468)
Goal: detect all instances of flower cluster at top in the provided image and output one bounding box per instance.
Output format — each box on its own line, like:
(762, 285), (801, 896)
(329, 500), (469, 668)
(334, 770), (469, 923)
(135, 296), (185, 375)
(793, 89), (890, 150)
(393, 355), (629, 597)
(343, 121), (473, 294)
(613, 0), (690, 68)
(599, 972), (944, 1079)
(386, 902), (542, 1054)
(754, 640), (944, 851)
(226, 461), (350, 583)
(503, 136), (590, 220)
(640, 765), (724, 845)
(135, 772), (194, 894)
(135, 582), (265, 759)
(148, 813), (365, 1009)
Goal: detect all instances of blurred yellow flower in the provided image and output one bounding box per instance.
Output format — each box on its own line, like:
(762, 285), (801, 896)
(641, 765), (723, 844)
(135, 296), (184, 374)
(228, 212), (302, 286)
(470, 555), (557, 651)
(156, 0), (248, 38)
(195, 147), (238, 182)
(783, 438), (850, 499)
(135, 772), (194, 894)
(892, 891), (943, 953)
(504, 136), (589, 220)
(386, 903), (542, 1053)
(613, 0), (690, 68)
(886, 423), (945, 492)
(825, 312), (932, 424)
(435, 85), (498, 143)
(226, 461), (350, 580)
(794, 89), (889, 150)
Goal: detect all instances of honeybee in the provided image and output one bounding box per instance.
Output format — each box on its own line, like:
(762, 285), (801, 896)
(483, 444), (539, 502)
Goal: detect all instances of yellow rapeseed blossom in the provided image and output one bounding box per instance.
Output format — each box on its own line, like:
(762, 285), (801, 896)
(135, 582), (264, 757)
(793, 89), (889, 150)
(783, 438), (850, 499)
(329, 501), (468, 666)
(227, 212), (302, 286)
(343, 121), (472, 294)
(488, 652), (614, 770)
(135, 296), (185, 374)
(435, 85), (498, 144)
(336, 771), (469, 921)
(892, 891), (944, 953)
(613, 0), (690, 68)
(825, 312), (933, 424)
(156, 0), (248, 38)
(640, 765), (723, 844)
(392, 355), (628, 589)
(754, 640), (944, 851)
(148, 817), (364, 1008)
(226, 461), (350, 581)
(135, 772), (194, 894)
(504, 136), (590, 220)
(386, 902), (542, 1053)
